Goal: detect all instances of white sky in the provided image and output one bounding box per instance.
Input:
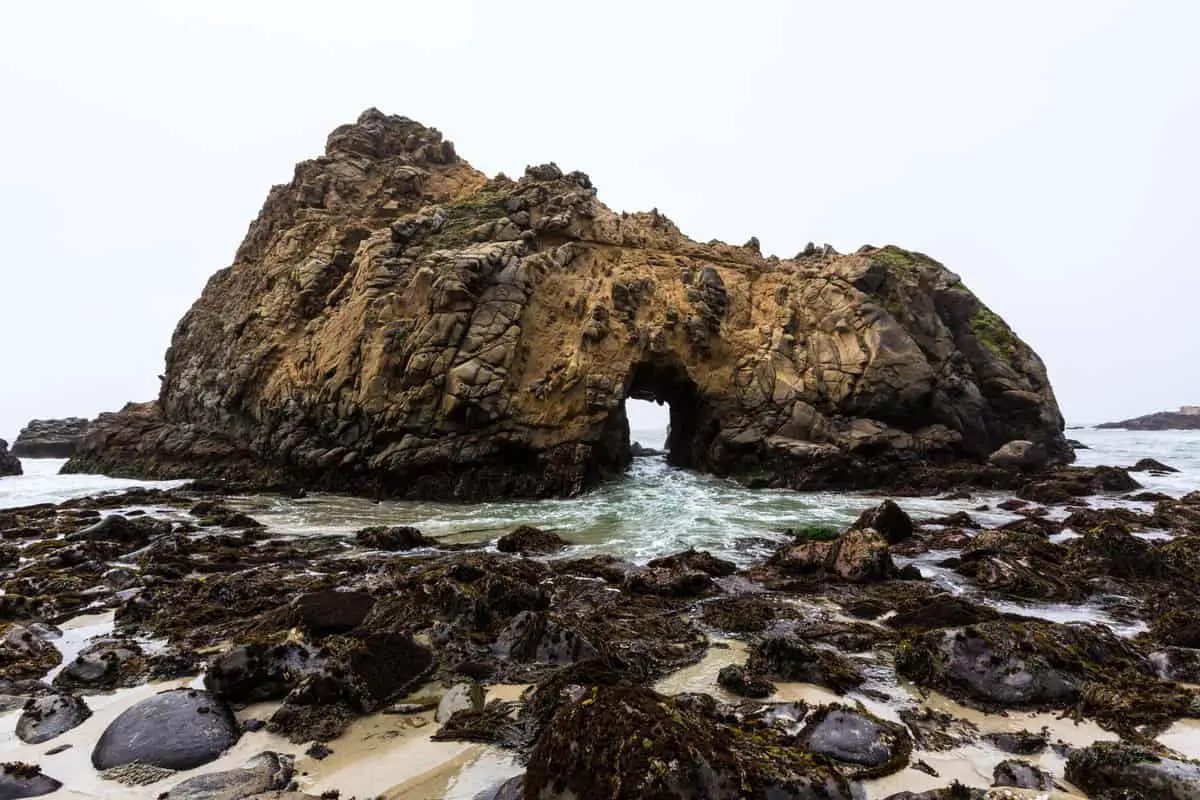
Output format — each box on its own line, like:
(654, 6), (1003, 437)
(1, 0), (1197, 439)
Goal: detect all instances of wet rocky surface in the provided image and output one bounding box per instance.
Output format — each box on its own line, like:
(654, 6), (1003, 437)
(0, 476), (1198, 797)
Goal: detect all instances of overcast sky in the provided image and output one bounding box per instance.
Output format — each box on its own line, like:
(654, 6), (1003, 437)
(1, 0), (1197, 441)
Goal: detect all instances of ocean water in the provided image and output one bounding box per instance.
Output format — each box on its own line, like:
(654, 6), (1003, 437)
(1, 429), (1196, 568)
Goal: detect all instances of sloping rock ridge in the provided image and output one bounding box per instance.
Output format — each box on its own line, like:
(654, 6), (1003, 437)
(65, 109), (1068, 499)
(12, 417), (91, 458)
(1097, 408), (1200, 431)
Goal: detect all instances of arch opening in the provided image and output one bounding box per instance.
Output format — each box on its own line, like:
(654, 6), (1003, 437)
(616, 358), (717, 471)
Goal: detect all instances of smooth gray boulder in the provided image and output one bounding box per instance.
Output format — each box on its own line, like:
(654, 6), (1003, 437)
(159, 752), (294, 799)
(91, 689), (240, 770)
(988, 440), (1049, 469)
(15, 693), (92, 744)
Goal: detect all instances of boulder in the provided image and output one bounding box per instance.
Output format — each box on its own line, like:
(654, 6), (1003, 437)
(798, 706), (911, 778)
(491, 611), (599, 665)
(747, 633), (865, 693)
(52, 638), (146, 692)
(495, 525), (567, 555)
(436, 682), (485, 723)
(0, 763), (60, 798)
(625, 566), (713, 597)
(523, 684), (851, 799)
(291, 590), (375, 635)
(716, 665), (775, 699)
(0, 440), (19, 477)
(204, 643), (325, 703)
(159, 752), (294, 799)
(91, 689), (240, 770)
(988, 440), (1048, 469)
(63, 110), (1070, 500)
(1066, 741), (1200, 800)
(646, 548), (737, 577)
(473, 775), (523, 800)
(852, 500), (914, 544)
(830, 529), (896, 582)
(354, 525), (437, 550)
(15, 693), (92, 744)
(992, 759), (1054, 790)
(11, 418), (90, 459)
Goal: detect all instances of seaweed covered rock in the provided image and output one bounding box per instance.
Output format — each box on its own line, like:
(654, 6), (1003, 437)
(716, 664), (776, 699)
(523, 684), (852, 799)
(15, 693), (92, 744)
(354, 525), (437, 551)
(797, 705), (911, 779)
(747, 633), (865, 693)
(491, 611), (599, 666)
(770, 528), (896, 583)
(953, 531), (1085, 600)
(291, 590), (375, 636)
(0, 440), (20, 477)
(1065, 741), (1200, 800)
(52, 638), (147, 692)
(895, 620), (1196, 734)
(64, 109), (1070, 500)
(496, 525), (567, 555)
(647, 548), (737, 577)
(0, 625), (60, 681)
(91, 689), (240, 770)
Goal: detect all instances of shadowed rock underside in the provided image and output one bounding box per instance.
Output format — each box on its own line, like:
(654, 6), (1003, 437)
(65, 109), (1068, 499)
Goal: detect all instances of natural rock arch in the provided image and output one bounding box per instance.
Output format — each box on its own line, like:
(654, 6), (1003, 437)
(67, 109), (1069, 499)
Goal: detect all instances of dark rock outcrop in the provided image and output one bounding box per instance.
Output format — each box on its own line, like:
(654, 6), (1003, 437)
(11, 419), (90, 459)
(91, 689), (240, 770)
(64, 109), (1070, 500)
(0, 763), (61, 798)
(496, 525), (567, 555)
(0, 440), (19, 477)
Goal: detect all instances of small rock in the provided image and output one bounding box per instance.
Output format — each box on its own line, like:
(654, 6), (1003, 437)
(625, 566), (713, 597)
(436, 683), (485, 723)
(981, 730), (1048, 755)
(1129, 457), (1179, 473)
(305, 743), (332, 760)
(992, 758), (1053, 790)
(716, 665), (775, 699)
(15, 693), (92, 744)
(496, 526), (567, 555)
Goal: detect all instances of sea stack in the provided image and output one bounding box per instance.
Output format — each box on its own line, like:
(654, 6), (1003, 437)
(0, 439), (20, 477)
(65, 109), (1069, 499)
(12, 417), (91, 458)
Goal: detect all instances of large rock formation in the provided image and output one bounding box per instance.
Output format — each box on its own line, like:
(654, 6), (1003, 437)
(65, 109), (1068, 500)
(0, 439), (20, 477)
(12, 418), (91, 458)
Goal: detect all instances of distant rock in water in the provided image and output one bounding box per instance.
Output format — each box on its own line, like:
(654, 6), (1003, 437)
(0, 439), (20, 477)
(12, 418), (90, 458)
(65, 109), (1070, 500)
(1097, 406), (1200, 431)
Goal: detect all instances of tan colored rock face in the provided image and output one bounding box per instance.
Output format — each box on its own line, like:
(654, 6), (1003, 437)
(67, 109), (1068, 499)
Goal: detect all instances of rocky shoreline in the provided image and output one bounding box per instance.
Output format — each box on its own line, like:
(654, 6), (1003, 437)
(2, 457), (1199, 798)
(1097, 408), (1200, 431)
